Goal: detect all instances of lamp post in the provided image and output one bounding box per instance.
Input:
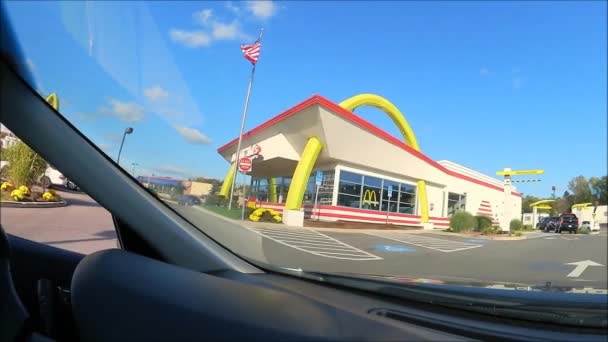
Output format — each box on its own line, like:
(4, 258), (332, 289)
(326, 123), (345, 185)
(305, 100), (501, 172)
(131, 163), (139, 177)
(116, 127), (134, 165)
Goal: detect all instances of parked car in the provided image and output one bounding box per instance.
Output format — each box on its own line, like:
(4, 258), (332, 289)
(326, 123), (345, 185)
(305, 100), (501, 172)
(543, 217), (560, 232)
(580, 221), (600, 232)
(536, 217), (552, 230)
(177, 194), (201, 206)
(555, 213), (579, 234)
(39, 165), (80, 191)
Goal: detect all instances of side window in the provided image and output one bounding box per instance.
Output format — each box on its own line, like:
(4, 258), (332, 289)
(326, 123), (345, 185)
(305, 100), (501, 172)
(0, 126), (117, 254)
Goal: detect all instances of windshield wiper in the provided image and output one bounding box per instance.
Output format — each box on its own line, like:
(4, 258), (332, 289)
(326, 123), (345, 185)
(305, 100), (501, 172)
(268, 266), (607, 329)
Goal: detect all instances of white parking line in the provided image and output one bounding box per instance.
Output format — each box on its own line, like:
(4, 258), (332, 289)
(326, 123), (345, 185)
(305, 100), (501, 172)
(367, 232), (482, 253)
(247, 226), (382, 261)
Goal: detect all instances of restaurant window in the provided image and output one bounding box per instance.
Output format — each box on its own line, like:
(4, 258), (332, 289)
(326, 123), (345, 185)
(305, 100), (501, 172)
(338, 170), (362, 208)
(381, 180), (399, 213)
(447, 192), (466, 216)
(398, 183), (416, 214)
(362, 175), (382, 211)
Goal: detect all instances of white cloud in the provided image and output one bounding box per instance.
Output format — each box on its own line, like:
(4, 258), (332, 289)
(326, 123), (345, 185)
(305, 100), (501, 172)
(193, 9), (213, 26)
(211, 21), (243, 40)
(150, 165), (192, 177)
(246, 1), (277, 19)
(175, 126), (211, 145)
(225, 2), (240, 14)
(143, 86), (169, 101)
(172, 7), (253, 48)
(169, 29), (211, 47)
(75, 112), (98, 122)
(479, 67), (489, 76)
(105, 132), (122, 142)
(108, 99), (145, 122)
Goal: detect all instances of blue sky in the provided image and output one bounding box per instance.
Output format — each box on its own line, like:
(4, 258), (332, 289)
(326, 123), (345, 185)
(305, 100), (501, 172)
(4, 1), (607, 198)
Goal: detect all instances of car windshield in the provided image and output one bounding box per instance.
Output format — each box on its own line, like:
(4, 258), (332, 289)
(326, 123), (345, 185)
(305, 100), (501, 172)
(1, 0), (607, 324)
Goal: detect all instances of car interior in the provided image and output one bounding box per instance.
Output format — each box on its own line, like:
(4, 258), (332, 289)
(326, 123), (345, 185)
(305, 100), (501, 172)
(1, 7), (607, 342)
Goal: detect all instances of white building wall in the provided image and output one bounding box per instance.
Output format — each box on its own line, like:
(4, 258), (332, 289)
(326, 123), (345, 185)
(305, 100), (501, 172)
(573, 205), (608, 224)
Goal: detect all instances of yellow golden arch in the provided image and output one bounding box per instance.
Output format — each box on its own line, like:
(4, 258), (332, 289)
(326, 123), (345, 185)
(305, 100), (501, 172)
(220, 93), (430, 223)
(362, 189), (378, 208)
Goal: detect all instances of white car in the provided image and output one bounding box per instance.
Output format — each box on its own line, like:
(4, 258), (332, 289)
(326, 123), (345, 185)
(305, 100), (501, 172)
(581, 221), (600, 232)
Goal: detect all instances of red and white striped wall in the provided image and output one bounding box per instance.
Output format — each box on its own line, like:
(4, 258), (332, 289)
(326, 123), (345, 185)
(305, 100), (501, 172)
(253, 202), (450, 228)
(476, 200), (499, 225)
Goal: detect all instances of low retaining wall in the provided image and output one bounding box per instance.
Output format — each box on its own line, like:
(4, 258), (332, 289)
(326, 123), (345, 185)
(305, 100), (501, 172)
(0, 200), (67, 208)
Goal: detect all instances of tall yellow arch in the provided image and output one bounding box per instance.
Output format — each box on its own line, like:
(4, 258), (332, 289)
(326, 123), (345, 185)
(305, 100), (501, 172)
(338, 94), (429, 223)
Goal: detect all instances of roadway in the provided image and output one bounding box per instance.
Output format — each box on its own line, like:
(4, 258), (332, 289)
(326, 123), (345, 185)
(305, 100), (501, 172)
(171, 204), (608, 290)
(2, 192), (606, 290)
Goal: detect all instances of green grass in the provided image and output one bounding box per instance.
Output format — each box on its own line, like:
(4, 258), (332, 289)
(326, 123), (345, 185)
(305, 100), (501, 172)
(202, 204), (243, 219)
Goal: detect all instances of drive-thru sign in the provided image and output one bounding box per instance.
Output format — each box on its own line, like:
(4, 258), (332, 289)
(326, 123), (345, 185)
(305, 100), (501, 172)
(239, 157), (252, 172)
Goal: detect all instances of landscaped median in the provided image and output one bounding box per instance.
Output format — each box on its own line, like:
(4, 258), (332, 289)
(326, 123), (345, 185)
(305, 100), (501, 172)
(0, 182), (67, 208)
(439, 211), (541, 240)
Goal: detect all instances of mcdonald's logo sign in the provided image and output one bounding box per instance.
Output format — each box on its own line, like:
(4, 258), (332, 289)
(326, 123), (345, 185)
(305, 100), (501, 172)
(362, 189), (378, 208)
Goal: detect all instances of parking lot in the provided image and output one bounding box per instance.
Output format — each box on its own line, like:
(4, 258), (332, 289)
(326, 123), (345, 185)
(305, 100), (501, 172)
(1, 192), (606, 290)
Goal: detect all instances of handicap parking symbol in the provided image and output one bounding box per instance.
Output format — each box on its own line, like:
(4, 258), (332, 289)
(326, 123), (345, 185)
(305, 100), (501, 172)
(372, 245), (415, 253)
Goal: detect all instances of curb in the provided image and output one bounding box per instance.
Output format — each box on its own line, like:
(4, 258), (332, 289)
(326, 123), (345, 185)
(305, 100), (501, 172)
(0, 199), (68, 208)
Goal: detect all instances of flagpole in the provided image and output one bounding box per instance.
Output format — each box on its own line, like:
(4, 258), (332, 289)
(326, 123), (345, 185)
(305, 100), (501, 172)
(228, 28), (264, 210)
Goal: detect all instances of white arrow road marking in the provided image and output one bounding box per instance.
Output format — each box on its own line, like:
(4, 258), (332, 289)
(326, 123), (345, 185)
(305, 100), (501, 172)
(565, 260), (605, 278)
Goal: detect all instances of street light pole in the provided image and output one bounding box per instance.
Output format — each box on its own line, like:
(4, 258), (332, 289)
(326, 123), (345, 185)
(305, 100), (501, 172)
(116, 127), (134, 165)
(131, 163), (139, 177)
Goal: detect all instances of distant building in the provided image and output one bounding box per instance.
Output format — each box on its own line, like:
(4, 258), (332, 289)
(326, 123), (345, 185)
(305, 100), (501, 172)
(183, 181), (213, 197)
(0, 123), (19, 149)
(522, 212), (549, 226)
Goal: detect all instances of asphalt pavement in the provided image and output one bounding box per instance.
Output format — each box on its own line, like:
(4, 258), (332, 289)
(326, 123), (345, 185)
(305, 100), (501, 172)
(172, 204), (608, 290)
(2, 193), (605, 291)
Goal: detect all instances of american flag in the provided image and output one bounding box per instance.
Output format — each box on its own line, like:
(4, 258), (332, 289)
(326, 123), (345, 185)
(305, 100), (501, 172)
(240, 40), (261, 64)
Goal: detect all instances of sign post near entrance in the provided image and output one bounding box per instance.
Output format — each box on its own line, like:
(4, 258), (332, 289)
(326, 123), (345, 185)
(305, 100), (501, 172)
(386, 185), (393, 224)
(314, 171), (323, 220)
(238, 157), (253, 220)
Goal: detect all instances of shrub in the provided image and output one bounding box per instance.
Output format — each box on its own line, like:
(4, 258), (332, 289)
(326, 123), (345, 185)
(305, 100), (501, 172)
(522, 224), (534, 231)
(449, 211), (477, 232)
(475, 216), (493, 231)
(513, 231), (523, 237)
(3, 142), (47, 187)
(510, 219), (523, 231)
(578, 227), (590, 235)
(249, 208), (282, 223)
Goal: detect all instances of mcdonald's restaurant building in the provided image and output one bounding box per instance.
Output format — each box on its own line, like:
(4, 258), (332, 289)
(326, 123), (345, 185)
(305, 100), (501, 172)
(218, 94), (522, 229)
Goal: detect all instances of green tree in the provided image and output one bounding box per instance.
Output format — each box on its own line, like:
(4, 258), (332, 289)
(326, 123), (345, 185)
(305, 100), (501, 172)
(568, 175), (595, 204)
(3, 141), (47, 186)
(589, 176), (608, 204)
(522, 195), (541, 213)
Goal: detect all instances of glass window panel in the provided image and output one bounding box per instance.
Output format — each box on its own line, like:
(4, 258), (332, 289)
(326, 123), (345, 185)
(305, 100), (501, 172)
(381, 200), (399, 213)
(339, 170), (362, 184)
(363, 175), (382, 188)
(338, 182), (361, 196)
(338, 193), (361, 208)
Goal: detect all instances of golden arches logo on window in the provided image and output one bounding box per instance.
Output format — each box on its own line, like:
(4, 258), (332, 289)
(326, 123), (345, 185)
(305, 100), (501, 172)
(362, 189), (378, 208)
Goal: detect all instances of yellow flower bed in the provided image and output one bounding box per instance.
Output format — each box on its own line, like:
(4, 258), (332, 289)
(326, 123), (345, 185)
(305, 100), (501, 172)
(11, 189), (25, 201)
(18, 185), (30, 195)
(249, 207), (282, 223)
(42, 191), (55, 201)
(1, 182), (13, 191)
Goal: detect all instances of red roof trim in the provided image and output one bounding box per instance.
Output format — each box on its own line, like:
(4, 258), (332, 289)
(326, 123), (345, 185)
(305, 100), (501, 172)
(218, 95), (521, 196)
